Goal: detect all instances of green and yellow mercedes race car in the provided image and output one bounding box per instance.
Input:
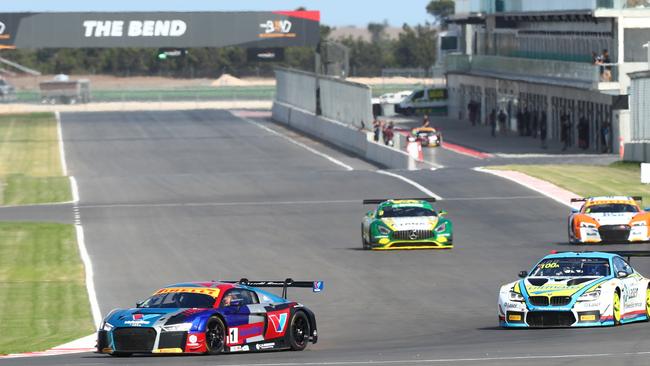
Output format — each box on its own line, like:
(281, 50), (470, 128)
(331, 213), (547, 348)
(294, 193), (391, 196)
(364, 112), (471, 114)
(361, 198), (453, 250)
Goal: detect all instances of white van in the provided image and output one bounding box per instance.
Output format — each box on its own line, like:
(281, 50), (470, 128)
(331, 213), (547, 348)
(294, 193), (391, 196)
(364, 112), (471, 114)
(396, 87), (448, 116)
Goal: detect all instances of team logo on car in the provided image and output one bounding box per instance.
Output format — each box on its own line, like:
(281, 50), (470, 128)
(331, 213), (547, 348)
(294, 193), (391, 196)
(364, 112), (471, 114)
(269, 313), (287, 332)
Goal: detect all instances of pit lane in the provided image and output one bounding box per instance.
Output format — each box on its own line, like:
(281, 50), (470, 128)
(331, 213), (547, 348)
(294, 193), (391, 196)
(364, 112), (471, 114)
(2, 109), (649, 366)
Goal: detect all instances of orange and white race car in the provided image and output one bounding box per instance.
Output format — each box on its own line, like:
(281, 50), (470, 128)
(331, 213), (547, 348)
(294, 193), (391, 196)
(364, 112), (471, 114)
(568, 196), (650, 244)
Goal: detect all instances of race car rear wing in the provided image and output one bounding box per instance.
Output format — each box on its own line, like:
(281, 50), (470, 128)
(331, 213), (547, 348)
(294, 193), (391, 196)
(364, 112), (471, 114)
(222, 278), (324, 298)
(363, 198), (437, 204)
(570, 196), (643, 203)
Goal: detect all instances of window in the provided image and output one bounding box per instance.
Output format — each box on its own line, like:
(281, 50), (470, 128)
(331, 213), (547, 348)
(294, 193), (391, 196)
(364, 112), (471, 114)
(613, 257), (633, 276)
(220, 289), (260, 307)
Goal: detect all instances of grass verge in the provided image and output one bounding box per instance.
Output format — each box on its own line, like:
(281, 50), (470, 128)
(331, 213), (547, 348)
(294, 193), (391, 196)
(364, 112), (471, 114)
(490, 162), (650, 203)
(0, 113), (71, 205)
(0, 222), (94, 355)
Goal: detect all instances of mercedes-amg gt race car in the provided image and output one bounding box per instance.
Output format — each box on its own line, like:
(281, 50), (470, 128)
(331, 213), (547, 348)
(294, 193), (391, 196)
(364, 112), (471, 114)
(498, 251), (650, 328)
(97, 279), (322, 356)
(361, 198), (452, 250)
(411, 127), (442, 147)
(568, 196), (650, 244)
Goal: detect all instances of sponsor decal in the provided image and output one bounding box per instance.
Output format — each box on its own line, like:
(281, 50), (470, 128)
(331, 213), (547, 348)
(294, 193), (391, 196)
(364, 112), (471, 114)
(0, 20), (12, 42)
(258, 19), (295, 38)
(82, 20), (187, 38)
(228, 327), (239, 345)
(268, 313), (288, 333)
(313, 281), (324, 293)
(188, 334), (198, 345)
(124, 313), (158, 326)
(154, 287), (220, 298)
(229, 345), (249, 352)
(580, 314), (596, 321)
(508, 314), (521, 321)
(256, 342), (275, 350)
(538, 262), (559, 269)
(504, 302), (520, 309)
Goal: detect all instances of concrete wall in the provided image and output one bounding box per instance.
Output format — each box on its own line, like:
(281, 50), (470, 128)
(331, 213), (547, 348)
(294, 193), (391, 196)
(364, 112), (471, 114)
(319, 76), (374, 129)
(272, 101), (415, 169)
(275, 68), (317, 113)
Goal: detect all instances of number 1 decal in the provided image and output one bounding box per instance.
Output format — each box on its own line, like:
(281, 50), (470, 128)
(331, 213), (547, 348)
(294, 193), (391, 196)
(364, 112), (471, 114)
(228, 328), (239, 344)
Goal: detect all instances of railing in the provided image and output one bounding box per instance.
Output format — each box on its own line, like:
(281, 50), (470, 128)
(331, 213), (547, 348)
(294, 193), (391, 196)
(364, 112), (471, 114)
(455, 0), (647, 14)
(445, 54), (619, 87)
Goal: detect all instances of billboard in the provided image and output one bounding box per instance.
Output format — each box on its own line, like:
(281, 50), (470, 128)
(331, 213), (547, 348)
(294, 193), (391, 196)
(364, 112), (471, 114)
(0, 11), (320, 49)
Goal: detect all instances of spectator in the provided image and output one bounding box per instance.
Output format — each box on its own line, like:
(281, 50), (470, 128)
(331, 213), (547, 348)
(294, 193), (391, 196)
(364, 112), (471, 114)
(516, 109), (524, 136)
(591, 51), (601, 65)
(489, 109), (497, 137)
(540, 111), (548, 149)
(497, 109), (507, 135)
(601, 119), (611, 153)
(523, 107), (531, 136)
(372, 119), (381, 142)
(561, 113), (571, 151)
(422, 115), (431, 127)
(578, 114), (589, 150)
(531, 110), (538, 139)
(601, 49), (612, 81)
(383, 121), (394, 146)
(467, 101), (474, 125)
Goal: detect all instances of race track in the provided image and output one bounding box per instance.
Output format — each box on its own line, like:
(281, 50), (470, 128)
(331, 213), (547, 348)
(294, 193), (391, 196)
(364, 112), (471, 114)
(3, 109), (650, 366)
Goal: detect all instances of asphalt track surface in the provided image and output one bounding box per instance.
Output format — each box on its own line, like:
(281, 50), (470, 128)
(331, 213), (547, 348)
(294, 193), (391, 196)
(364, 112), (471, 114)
(3, 109), (650, 366)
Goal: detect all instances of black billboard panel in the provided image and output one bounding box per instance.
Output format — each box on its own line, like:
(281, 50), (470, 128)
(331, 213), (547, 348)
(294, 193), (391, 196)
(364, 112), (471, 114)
(0, 11), (320, 49)
(247, 47), (285, 62)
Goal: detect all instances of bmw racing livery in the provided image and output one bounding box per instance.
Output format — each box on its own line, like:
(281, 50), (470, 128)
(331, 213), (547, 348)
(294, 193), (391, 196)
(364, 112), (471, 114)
(568, 196), (650, 244)
(498, 251), (650, 328)
(97, 279), (322, 356)
(361, 198), (452, 250)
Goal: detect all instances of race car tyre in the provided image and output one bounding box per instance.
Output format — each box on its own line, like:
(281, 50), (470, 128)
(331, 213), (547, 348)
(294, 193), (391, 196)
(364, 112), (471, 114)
(205, 316), (226, 355)
(110, 352), (132, 357)
(288, 311), (310, 351)
(568, 220), (578, 244)
(613, 291), (622, 326)
(645, 286), (650, 320)
(362, 225), (370, 250)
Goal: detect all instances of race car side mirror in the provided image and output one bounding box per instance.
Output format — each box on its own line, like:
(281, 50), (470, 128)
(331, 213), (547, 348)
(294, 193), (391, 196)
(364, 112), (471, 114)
(136, 301), (144, 308)
(616, 271), (629, 278)
(645, 207), (650, 212)
(570, 208), (579, 213)
(518, 271), (528, 278)
(439, 210), (448, 217)
(366, 210), (374, 217)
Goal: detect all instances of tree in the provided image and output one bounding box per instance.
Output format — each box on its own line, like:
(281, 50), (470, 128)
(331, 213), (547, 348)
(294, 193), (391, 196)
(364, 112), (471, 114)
(426, 0), (455, 24)
(367, 20), (389, 44)
(394, 24), (438, 68)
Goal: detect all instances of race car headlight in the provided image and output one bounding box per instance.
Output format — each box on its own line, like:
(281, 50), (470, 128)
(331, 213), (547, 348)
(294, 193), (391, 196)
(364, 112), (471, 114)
(509, 291), (525, 302)
(435, 222), (447, 233)
(377, 225), (391, 235)
(577, 290), (601, 302)
(631, 221), (647, 227)
(579, 222), (597, 228)
(162, 322), (193, 332)
(100, 321), (114, 331)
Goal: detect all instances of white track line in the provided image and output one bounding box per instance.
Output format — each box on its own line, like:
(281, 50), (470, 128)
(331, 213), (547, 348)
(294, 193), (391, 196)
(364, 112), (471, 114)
(235, 114), (354, 171)
(376, 170), (443, 200)
(80, 199), (358, 209)
(55, 111), (67, 176)
(473, 167), (573, 208)
(69, 176), (79, 203)
(217, 351), (650, 366)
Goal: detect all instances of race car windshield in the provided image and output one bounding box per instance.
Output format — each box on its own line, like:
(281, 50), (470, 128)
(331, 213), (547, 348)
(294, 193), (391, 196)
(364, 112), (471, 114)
(585, 204), (638, 213)
(530, 258), (610, 277)
(140, 292), (216, 309)
(379, 206), (436, 218)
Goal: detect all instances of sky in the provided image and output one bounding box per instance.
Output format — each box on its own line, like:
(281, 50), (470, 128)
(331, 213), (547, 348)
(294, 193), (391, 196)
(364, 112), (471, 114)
(2, 1), (435, 27)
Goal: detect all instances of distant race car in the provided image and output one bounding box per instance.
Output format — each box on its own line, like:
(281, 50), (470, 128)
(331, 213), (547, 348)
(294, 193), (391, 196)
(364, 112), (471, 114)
(498, 251), (650, 328)
(411, 127), (442, 147)
(568, 196), (650, 244)
(97, 278), (322, 357)
(361, 198), (452, 250)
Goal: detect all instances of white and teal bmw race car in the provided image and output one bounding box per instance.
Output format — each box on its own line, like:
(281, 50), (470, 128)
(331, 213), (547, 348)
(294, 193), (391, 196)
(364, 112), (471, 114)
(498, 251), (650, 327)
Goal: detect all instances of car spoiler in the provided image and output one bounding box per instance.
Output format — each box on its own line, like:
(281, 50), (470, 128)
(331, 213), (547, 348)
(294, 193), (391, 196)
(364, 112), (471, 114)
(222, 278), (323, 298)
(570, 196), (643, 203)
(363, 198), (436, 204)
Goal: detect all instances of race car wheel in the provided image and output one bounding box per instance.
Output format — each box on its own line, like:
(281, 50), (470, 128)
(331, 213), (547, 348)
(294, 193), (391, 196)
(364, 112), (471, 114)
(205, 316), (226, 355)
(288, 311), (310, 351)
(110, 352), (133, 357)
(361, 225), (370, 250)
(613, 291), (622, 326)
(645, 287), (650, 320)
(568, 220), (577, 244)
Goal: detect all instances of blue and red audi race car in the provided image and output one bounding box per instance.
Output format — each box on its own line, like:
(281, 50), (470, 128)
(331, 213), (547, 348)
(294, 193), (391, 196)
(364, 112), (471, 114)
(97, 278), (323, 356)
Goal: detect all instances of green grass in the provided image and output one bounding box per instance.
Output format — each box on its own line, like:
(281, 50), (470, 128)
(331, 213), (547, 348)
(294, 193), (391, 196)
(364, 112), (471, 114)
(0, 113), (71, 205)
(490, 162), (650, 203)
(0, 222), (94, 355)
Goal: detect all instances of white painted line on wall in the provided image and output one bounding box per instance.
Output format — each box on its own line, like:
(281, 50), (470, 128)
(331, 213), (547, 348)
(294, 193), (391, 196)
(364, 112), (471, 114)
(376, 170), (443, 200)
(473, 167), (574, 208)
(55, 111), (68, 176)
(235, 113), (354, 171)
